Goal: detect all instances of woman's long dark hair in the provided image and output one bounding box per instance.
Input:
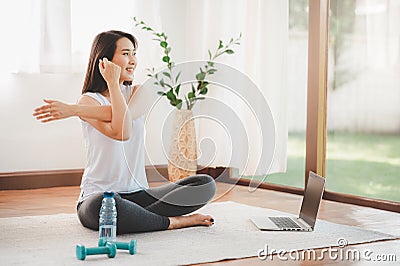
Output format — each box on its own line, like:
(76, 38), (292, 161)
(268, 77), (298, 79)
(82, 30), (138, 94)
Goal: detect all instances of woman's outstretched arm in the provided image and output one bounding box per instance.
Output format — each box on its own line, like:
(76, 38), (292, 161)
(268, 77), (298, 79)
(33, 85), (138, 123)
(33, 99), (112, 123)
(33, 59), (133, 140)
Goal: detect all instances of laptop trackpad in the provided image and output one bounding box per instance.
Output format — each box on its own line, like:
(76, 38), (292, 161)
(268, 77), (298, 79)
(250, 217), (281, 231)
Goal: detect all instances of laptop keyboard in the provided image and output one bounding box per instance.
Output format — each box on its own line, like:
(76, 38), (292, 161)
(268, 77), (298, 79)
(269, 217), (301, 229)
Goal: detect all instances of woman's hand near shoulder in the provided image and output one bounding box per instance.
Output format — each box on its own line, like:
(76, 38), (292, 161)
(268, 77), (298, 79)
(99, 58), (120, 88)
(97, 57), (132, 140)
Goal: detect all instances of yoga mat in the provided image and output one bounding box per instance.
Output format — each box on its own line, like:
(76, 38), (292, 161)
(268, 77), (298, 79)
(0, 201), (397, 265)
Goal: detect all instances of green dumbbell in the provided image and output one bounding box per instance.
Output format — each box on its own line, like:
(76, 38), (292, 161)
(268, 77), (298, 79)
(76, 242), (117, 260)
(98, 238), (137, 255)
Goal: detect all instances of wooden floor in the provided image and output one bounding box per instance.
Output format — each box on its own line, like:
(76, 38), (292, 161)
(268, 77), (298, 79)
(0, 182), (399, 265)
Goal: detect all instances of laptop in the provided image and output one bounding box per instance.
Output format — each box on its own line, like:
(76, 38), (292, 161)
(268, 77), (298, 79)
(250, 171), (326, 231)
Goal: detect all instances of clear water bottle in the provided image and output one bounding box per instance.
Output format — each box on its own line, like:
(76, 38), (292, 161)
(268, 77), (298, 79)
(99, 191), (117, 242)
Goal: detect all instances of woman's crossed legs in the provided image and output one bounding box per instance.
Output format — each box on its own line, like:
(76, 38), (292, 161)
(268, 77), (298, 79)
(77, 174), (216, 234)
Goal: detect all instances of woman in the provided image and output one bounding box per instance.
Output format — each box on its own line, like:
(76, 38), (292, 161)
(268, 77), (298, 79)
(33, 30), (216, 233)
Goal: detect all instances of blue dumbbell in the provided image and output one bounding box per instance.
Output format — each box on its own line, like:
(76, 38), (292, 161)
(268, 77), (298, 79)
(98, 238), (137, 255)
(76, 242), (117, 260)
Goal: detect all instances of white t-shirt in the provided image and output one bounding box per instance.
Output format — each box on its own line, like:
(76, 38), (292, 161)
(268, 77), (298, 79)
(78, 86), (149, 203)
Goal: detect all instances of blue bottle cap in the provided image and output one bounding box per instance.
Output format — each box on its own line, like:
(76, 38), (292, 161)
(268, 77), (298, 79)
(103, 191), (114, 198)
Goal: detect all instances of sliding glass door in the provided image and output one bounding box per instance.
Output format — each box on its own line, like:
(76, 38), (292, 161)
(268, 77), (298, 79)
(326, 0), (400, 202)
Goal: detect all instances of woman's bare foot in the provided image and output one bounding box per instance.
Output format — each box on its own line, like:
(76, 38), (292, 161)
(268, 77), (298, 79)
(168, 214), (214, 229)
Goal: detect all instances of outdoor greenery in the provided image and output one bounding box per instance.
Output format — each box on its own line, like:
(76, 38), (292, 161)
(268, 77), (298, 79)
(289, 0), (357, 90)
(244, 132), (400, 202)
(329, 0), (357, 89)
(133, 17), (241, 110)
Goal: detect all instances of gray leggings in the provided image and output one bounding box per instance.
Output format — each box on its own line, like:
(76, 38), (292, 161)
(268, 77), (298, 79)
(77, 174), (216, 234)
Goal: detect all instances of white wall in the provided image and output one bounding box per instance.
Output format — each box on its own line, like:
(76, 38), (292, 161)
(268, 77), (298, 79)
(0, 73), (86, 172)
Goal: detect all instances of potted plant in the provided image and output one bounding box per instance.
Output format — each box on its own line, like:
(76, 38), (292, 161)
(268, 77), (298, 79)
(134, 17), (241, 181)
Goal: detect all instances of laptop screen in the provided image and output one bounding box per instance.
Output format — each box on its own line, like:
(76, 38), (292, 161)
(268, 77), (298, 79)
(299, 172), (326, 228)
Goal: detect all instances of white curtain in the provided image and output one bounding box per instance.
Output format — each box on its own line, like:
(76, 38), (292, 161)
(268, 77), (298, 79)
(40, 0), (71, 73)
(0, 0), (41, 73)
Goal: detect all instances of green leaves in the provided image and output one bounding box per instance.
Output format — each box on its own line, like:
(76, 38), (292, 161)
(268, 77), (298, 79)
(162, 56), (170, 63)
(207, 69), (217, 75)
(187, 33), (241, 108)
(175, 71), (181, 83)
(198, 81), (209, 95)
(211, 33), (242, 60)
(160, 41), (168, 48)
(199, 87), (208, 95)
(188, 91), (195, 101)
(175, 84), (181, 95)
(165, 88), (182, 109)
(176, 99), (183, 109)
(195, 72), (206, 81)
(166, 89), (175, 101)
(134, 17), (241, 110)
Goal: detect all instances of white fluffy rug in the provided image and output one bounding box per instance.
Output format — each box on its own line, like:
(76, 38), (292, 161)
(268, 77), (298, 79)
(0, 201), (396, 265)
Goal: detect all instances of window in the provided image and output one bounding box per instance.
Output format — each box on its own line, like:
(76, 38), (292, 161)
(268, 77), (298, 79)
(326, 0), (400, 202)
